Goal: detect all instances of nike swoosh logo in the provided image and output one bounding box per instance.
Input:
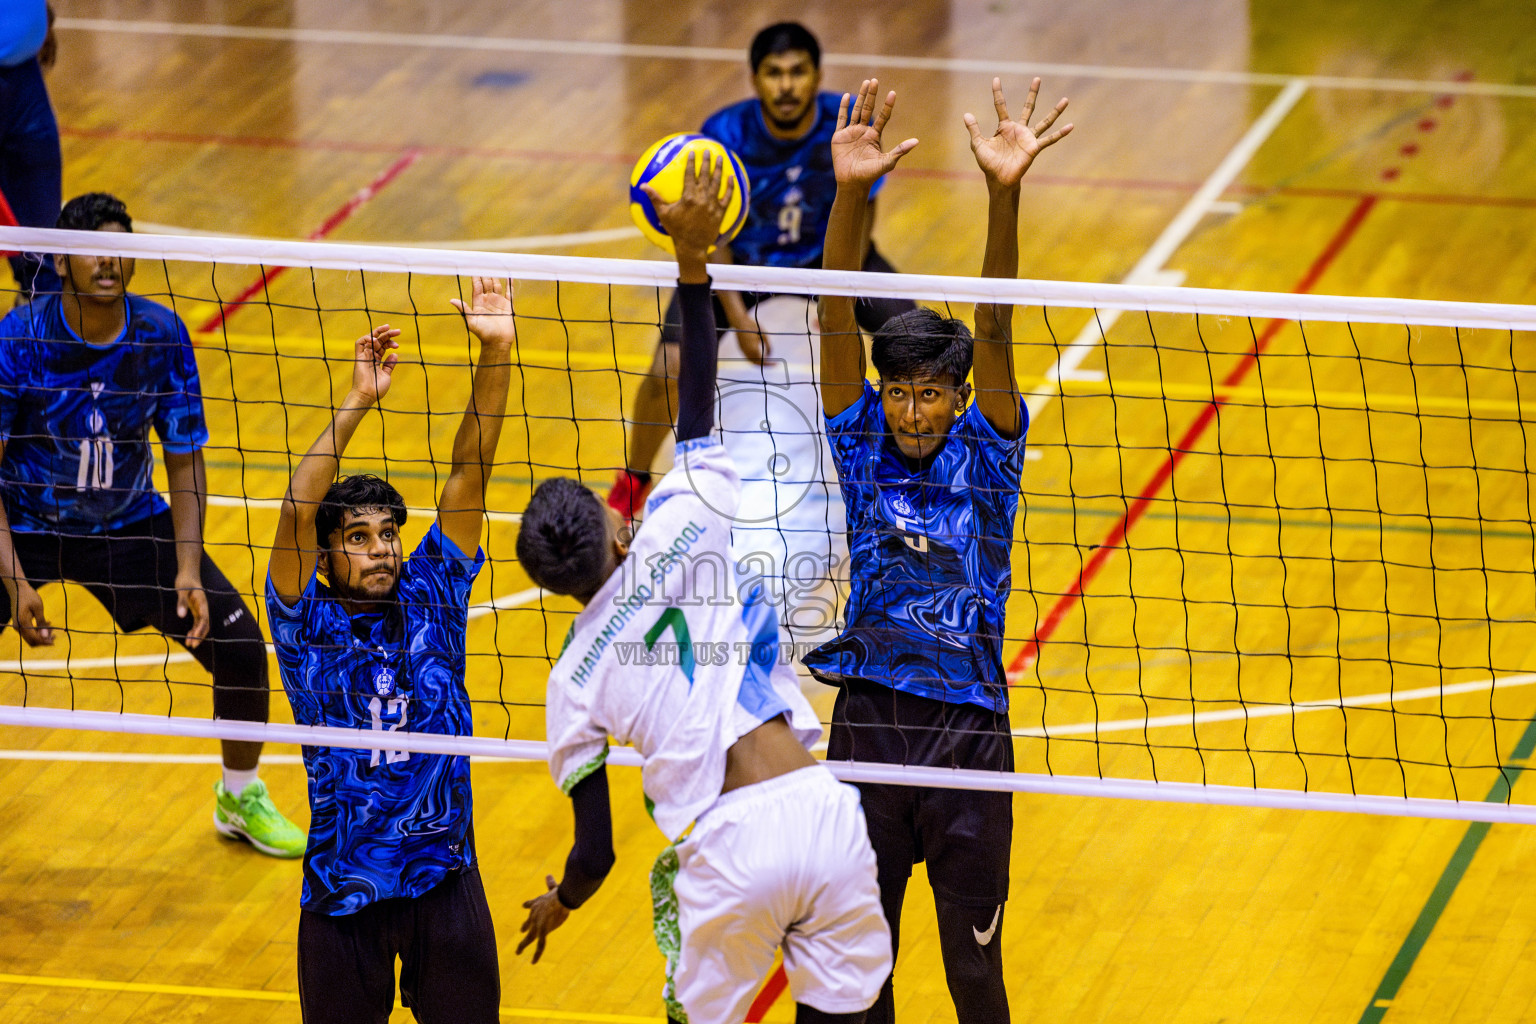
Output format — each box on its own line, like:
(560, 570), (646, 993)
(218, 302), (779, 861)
(973, 904), (1001, 946)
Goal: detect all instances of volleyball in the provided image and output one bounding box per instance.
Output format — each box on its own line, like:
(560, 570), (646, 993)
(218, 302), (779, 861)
(629, 133), (750, 253)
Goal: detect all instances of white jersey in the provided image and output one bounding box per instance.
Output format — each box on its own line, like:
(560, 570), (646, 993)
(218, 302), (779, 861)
(546, 438), (822, 840)
(715, 297), (848, 649)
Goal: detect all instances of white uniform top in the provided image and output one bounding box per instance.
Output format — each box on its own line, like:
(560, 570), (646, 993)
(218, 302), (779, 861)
(715, 297), (848, 648)
(546, 438), (822, 841)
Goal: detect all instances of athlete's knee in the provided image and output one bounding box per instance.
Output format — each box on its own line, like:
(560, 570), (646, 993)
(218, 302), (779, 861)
(203, 597), (271, 723)
(935, 899), (1009, 1021)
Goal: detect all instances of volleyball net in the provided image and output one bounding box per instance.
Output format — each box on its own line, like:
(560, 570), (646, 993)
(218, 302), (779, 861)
(3, 225), (1536, 823)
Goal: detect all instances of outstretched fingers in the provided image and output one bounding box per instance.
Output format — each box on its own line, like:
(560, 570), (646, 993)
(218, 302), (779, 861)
(1034, 95), (1070, 138)
(870, 88), (899, 135)
(992, 76), (1012, 124)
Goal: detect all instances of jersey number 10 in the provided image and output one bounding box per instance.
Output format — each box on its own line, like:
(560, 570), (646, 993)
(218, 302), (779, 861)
(76, 437), (114, 491)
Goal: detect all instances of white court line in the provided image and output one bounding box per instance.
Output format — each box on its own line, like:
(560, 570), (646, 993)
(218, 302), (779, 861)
(54, 18), (1536, 99)
(9, 671), (1529, 764)
(0, 587), (547, 672)
(1014, 671), (1536, 739)
(1025, 78), (1310, 422)
(5, 705), (1534, 822)
(137, 221), (641, 252)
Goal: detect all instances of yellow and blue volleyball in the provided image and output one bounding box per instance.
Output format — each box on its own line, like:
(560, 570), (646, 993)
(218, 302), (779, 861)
(629, 133), (750, 254)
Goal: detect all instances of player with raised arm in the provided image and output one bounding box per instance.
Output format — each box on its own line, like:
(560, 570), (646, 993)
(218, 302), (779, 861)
(803, 78), (1072, 1024)
(515, 154), (891, 1024)
(264, 278), (515, 1023)
(607, 22), (914, 521)
(0, 192), (302, 856)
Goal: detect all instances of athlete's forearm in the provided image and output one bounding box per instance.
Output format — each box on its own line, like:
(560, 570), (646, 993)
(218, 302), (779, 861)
(0, 498), (28, 606)
(163, 449), (207, 580)
(556, 767), (616, 909)
(444, 338), (513, 503)
(673, 280), (718, 443)
(284, 394), (373, 517)
(819, 185), (868, 340)
(974, 182), (1020, 344)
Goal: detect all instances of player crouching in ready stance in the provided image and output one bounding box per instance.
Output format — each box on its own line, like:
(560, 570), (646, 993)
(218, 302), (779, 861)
(515, 154), (892, 1024)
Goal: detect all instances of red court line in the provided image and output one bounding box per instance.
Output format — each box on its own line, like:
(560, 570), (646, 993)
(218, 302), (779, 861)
(1008, 193), (1379, 677)
(744, 963), (790, 1022)
(61, 125), (632, 167)
(61, 126), (1536, 211)
(196, 150), (421, 334)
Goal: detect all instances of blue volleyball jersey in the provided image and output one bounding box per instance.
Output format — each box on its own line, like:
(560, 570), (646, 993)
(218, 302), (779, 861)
(701, 93), (886, 269)
(0, 293), (209, 535)
(803, 383), (1027, 712)
(266, 523), (485, 916)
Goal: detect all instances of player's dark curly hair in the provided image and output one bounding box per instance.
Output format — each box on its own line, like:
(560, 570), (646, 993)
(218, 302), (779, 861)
(315, 474), (407, 549)
(750, 22), (820, 71)
(57, 192), (133, 233)
(517, 477), (613, 598)
(870, 307), (974, 387)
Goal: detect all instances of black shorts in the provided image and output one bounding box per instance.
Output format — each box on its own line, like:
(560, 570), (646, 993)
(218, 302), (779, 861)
(297, 865), (500, 1024)
(827, 677), (1013, 907)
(0, 509), (269, 720)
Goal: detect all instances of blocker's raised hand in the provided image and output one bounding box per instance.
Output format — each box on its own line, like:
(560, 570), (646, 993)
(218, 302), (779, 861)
(965, 77), (1072, 189)
(451, 276), (516, 348)
(350, 323), (402, 406)
(832, 78), (919, 187)
(642, 150), (736, 257)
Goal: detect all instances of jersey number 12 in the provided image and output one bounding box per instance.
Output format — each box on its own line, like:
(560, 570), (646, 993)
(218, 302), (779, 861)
(368, 696), (410, 767)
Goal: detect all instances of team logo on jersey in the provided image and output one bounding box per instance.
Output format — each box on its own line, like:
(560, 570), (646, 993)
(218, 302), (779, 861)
(372, 666), (396, 696)
(785, 165), (802, 182)
(890, 493), (918, 519)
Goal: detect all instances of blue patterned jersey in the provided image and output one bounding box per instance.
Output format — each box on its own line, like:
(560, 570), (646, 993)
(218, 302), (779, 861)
(803, 382), (1027, 712)
(266, 523), (485, 916)
(701, 93), (886, 269)
(0, 294), (209, 535)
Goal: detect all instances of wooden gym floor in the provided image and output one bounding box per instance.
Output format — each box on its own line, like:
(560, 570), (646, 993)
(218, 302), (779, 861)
(3, 0), (1536, 1021)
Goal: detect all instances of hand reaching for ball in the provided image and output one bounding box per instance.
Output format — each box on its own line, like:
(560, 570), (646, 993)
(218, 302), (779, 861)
(641, 150), (738, 261)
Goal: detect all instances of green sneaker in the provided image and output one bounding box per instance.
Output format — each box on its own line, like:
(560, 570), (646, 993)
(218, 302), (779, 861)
(213, 779), (306, 858)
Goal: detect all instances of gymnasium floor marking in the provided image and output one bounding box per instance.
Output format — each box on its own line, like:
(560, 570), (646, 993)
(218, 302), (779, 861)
(0, 971), (664, 1023)
(1026, 79), (1309, 421)
(1356, 723), (1536, 1023)
(6, 669), (1527, 763)
(198, 329), (1522, 419)
(65, 126), (1536, 215)
(1012, 192), (1382, 677)
(197, 150), (423, 333)
(54, 18), (1536, 99)
(1010, 77), (1478, 679)
(0, 586), (544, 674)
(1012, 671), (1536, 739)
(139, 220), (644, 251)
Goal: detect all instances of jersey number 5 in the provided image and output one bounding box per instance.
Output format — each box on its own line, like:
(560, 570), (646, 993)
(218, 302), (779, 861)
(643, 607), (696, 688)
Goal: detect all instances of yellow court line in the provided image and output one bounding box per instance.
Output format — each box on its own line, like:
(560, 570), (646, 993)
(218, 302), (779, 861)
(205, 329), (656, 372)
(0, 972), (664, 1023)
(196, 330), (1534, 418)
(1064, 375), (1530, 417)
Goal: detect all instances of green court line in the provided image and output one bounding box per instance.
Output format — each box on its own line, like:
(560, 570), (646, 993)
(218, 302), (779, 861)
(1356, 721), (1536, 1023)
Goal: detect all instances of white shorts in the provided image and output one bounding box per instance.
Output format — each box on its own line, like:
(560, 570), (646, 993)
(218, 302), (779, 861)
(665, 766), (891, 1023)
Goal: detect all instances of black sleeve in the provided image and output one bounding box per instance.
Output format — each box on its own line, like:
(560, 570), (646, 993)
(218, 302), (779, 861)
(555, 765), (616, 910)
(673, 280), (718, 443)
